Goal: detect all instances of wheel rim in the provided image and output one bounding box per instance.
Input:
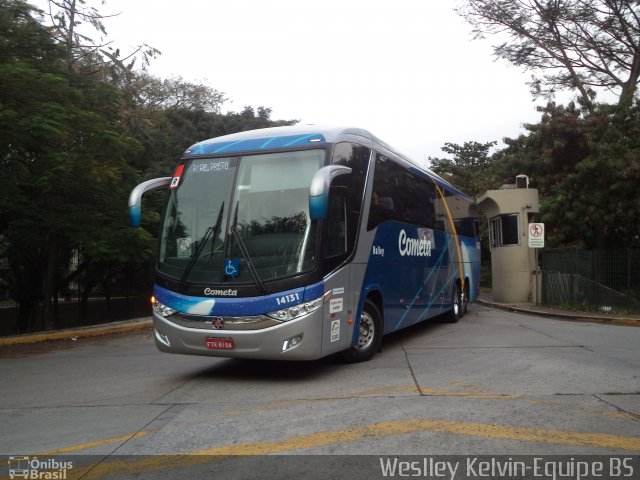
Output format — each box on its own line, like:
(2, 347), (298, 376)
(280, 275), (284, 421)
(357, 311), (375, 351)
(453, 291), (460, 316)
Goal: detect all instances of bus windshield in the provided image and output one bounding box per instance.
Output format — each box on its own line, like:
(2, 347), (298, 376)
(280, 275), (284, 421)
(158, 149), (325, 285)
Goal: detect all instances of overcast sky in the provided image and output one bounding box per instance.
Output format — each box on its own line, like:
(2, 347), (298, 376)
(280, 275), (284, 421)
(81, 0), (545, 164)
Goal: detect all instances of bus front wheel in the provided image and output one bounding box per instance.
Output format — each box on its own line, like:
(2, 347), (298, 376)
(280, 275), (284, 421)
(342, 299), (382, 363)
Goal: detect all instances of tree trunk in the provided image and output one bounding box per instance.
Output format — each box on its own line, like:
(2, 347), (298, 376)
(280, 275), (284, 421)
(43, 234), (59, 330)
(617, 77), (639, 114)
(65, 0), (77, 72)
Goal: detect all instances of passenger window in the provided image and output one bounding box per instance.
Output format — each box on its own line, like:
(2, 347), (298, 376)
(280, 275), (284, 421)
(368, 153), (437, 230)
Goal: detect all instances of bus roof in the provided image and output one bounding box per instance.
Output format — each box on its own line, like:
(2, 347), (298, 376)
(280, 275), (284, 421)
(183, 125), (369, 156)
(182, 125), (473, 202)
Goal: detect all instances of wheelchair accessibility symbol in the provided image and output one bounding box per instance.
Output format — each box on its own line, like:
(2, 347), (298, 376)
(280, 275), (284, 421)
(224, 258), (240, 277)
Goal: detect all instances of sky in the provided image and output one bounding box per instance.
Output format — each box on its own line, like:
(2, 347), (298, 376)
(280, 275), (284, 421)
(57, 0), (548, 165)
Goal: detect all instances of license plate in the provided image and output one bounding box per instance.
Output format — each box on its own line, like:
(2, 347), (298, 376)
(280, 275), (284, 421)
(205, 337), (234, 350)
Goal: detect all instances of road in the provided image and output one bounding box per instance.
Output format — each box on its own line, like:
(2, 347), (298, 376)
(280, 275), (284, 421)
(1, 305), (639, 478)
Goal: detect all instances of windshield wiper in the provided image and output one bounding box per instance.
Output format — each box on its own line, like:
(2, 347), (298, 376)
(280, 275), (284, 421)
(229, 201), (266, 293)
(178, 202), (225, 292)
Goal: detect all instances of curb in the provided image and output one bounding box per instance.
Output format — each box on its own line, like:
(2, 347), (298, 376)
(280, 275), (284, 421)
(0, 318), (153, 346)
(477, 299), (640, 327)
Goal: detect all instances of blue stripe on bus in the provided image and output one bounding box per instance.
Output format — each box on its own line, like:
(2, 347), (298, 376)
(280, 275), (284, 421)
(185, 134), (326, 156)
(283, 134), (321, 147)
(154, 281), (324, 317)
(394, 235), (454, 330)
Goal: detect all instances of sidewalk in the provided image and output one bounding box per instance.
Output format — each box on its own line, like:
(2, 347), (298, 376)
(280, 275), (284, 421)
(477, 292), (640, 327)
(0, 317), (152, 347)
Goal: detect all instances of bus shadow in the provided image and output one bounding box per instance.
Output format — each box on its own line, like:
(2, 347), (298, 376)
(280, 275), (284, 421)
(379, 311), (457, 350)
(183, 312), (457, 381)
(184, 354), (345, 382)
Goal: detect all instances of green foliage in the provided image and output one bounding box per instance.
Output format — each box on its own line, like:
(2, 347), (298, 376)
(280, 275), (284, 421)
(0, 0), (298, 332)
(493, 102), (640, 248)
(429, 140), (497, 198)
(0, 0), (150, 330)
(133, 105), (297, 178)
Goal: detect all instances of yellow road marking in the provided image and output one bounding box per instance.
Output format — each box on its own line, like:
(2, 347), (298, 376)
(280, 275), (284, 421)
(222, 383), (631, 421)
(188, 418), (640, 455)
(59, 418), (640, 479)
(222, 385), (421, 418)
(448, 381), (499, 395)
(36, 431), (148, 455)
(224, 384), (516, 418)
(31, 384), (636, 461)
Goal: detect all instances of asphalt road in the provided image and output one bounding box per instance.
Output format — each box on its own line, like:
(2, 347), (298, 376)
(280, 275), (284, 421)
(1, 305), (639, 478)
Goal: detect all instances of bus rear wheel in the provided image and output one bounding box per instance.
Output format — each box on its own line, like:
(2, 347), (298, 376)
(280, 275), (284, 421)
(445, 284), (461, 323)
(342, 299), (382, 363)
(462, 283), (469, 316)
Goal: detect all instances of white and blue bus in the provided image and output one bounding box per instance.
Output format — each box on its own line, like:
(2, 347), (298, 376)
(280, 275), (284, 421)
(129, 125), (480, 362)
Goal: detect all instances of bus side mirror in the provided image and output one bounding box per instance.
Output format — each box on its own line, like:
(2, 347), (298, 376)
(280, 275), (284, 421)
(128, 177), (172, 227)
(309, 165), (352, 220)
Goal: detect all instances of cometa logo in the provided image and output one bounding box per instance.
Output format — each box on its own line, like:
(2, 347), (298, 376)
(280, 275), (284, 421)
(203, 288), (238, 297)
(398, 229), (433, 257)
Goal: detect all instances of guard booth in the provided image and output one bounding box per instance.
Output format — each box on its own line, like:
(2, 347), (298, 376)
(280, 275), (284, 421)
(477, 176), (540, 303)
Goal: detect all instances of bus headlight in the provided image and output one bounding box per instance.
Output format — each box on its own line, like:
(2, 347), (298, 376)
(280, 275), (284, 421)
(151, 296), (177, 318)
(266, 296), (323, 322)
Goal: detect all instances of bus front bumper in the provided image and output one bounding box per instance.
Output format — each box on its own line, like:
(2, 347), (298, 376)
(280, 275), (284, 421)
(152, 310), (325, 360)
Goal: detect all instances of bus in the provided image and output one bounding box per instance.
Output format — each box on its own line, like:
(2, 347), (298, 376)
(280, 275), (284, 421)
(128, 125), (480, 362)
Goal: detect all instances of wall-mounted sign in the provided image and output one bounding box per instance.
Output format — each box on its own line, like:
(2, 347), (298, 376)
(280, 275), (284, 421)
(528, 223), (545, 248)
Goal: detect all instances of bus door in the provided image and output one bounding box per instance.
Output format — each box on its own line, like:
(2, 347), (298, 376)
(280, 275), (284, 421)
(321, 186), (352, 354)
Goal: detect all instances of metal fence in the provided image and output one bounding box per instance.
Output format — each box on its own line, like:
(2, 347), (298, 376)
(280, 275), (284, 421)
(541, 248), (640, 313)
(0, 256), (154, 336)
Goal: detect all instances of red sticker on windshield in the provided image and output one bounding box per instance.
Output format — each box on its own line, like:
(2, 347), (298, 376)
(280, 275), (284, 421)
(170, 164), (185, 189)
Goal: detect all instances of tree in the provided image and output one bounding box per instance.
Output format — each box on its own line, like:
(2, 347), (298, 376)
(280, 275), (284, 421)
(42, 0), (159, 76)
(134, 74), (226, 113)
(0, 0), (151, 331)
(458, 0), (640, 113)
(211, 106), (297, 136)
(428, 140), (497, 197)
(130, 104), (297, 176)
(115, 74), (227, 170)
(1, 0), (299, 334)
(492, 102), (640, 248)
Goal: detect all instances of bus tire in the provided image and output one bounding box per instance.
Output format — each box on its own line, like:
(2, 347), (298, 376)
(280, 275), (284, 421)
(462, 283), (469, 316)
(342, 299), (382, 363)
(445, 284), (461, 323)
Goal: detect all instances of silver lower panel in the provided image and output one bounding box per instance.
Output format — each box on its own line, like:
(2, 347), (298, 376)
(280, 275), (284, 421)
(152, 309), (325, 360)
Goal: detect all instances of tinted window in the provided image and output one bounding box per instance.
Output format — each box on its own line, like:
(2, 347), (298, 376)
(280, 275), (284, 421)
(368, 153), (437, 230)
(455, 218), (479, 238)
(325, 142), (370, 259)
